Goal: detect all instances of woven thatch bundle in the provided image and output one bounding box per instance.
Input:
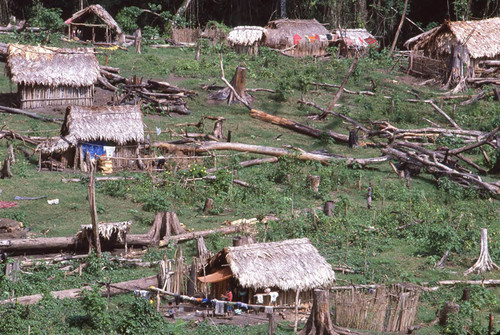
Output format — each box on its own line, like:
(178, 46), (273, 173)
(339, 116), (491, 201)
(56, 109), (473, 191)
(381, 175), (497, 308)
(264, 19), (328, 50)
(208, 238), (335, 291)
(227, 26), (267, 46)
(61, 105), (144, 145)
(6, 44), (99, 87)
(37, 137), (74, 154)
(404, 17), (500, 60)
(66, 4), (123, 36)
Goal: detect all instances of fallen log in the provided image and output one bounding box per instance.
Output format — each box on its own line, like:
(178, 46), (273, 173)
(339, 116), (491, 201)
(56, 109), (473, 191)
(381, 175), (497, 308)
(249, 108), (349, 144)
(152, 140), (389, 166)
(0, 105), (63, 124)
(310, 82), (375, 96)
(158, 223), (252, 247)
(0, 275), (158, 305)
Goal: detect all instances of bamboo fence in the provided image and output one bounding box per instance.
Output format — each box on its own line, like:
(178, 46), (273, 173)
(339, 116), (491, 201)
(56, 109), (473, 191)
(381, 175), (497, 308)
(333, 285), (419, 332)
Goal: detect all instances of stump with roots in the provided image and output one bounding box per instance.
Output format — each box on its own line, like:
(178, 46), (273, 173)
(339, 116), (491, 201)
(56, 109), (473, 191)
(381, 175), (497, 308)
(464, 228), (499, 276)
(210, 65), (252, 105)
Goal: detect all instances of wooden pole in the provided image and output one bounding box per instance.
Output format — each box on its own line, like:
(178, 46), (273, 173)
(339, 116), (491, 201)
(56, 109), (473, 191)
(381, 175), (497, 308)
(389, 0), (408, 55)
(294, 289), (300, 333)
(88, 162), (102, 258)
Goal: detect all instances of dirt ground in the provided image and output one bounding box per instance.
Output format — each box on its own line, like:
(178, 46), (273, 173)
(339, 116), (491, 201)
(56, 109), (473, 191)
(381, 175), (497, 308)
(160, 303), (308, 327)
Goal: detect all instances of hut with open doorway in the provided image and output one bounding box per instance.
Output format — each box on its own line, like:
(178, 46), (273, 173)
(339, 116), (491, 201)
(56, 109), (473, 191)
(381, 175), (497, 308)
(5, 44), (99, 109)
(36, 105), (145, 172)
(333, 28), (378, 57)
(65, 4), (124, 44)
(263, 19), (330, 57)
(227, 26), (267, 55)
(198, 238), (335, 306)
(403, 18), (500, 90)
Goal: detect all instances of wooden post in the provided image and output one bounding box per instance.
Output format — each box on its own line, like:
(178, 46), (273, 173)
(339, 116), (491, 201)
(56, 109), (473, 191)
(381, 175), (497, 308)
(300, 289), (336, 335)
(88, 162), (102, 258)
(135, 28), (142, 54)
(195, 40), (202, 61)
(367, 184), (373, 209)
(268, 311), (276, 335)
(294, 289), (300, 333)
(348, 129), (358, 148)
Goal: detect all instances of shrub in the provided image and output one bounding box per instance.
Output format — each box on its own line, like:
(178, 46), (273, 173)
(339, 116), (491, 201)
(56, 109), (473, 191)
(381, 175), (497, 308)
(28, 1), (63, 31)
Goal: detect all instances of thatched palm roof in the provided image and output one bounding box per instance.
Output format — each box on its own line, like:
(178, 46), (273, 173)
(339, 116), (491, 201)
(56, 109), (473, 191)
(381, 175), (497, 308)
(65, 4), (123, 35)
(6, 44), (99, 87)
(37, 105), (145, 154)
(207, 238), (335, 291)
(404, 18), (500, 59)
(227, 26), (267, 46)
(61, 105), (144, 145)
(264, 19), (328, 49)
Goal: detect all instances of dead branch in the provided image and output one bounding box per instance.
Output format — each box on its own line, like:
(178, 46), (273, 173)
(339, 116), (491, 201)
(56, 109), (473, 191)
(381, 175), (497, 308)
(310, 82), (375, 96)
(0, 105), (63, 124)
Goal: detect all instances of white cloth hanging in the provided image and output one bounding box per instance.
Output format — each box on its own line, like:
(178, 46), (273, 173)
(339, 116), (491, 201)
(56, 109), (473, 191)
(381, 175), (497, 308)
(256, 295), (263, 304)
(103, 146), (115, 157)
(269, 292), (279, 303)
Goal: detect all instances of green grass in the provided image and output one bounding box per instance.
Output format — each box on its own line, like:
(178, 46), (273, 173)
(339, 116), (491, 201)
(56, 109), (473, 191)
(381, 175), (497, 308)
(0, 37), (499, 334)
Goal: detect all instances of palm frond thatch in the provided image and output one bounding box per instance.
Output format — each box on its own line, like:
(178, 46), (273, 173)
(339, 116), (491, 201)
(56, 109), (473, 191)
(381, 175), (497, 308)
(61, 105), (144, 145)
(227, 26), (267, 46)
(6, 44), (99, 87)
(66, 4), (123, 35)
(404, 17), (500, 59)
(209, 238), (335, 291)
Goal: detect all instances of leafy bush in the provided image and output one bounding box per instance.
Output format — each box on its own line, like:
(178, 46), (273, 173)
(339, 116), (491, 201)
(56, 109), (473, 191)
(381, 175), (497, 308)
(115, 6), (143, 34)
(28, 1), (63, 31)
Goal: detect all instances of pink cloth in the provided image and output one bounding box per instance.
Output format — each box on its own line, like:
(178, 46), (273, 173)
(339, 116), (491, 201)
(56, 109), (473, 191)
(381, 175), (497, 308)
(0, 201), (18, 209)
(293, 33), (302, 45)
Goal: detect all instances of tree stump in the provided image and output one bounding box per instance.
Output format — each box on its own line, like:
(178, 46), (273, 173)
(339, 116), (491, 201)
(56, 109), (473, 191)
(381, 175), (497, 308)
(210, 65), (252, 105)
(348, 129), (358, 148)
(203, 198), (214, 214)
(323, 201), (335, 217)
(233, 236), (255, 246)
(464, 228), (500, 275)
(196, 236), (212, 263)
(0, 157), (13, 179)
(439, 301), (460, 326)
(300, 289), (338, 335)
(212, 118), (226, 139)
(308, 175), (320, 192)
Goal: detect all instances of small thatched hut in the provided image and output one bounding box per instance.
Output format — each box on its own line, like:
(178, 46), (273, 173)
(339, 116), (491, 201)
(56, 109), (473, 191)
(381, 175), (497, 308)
(264, 19), (330, 57)
(404, 18), (500, 87)
(37, 105), (145, 171)
(334, 28), (378, 57)
(65, 4), (124, 44)
(198, 238), (335, 306)
(5, 44), (99, 109)
(227, 26), (267, 55)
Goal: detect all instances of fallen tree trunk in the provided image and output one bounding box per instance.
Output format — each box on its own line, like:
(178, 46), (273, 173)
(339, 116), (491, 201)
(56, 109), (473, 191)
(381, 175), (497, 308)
(152, 140), (389, 166)
(0, 275), (158, 305)
(249, 108), (349, 143)
(0, 236), (81, 253)
(0, 105), (63, 124)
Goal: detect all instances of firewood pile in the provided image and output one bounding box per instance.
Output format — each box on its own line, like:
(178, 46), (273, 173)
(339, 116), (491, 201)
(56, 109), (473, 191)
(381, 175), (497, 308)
(98, 66), (197, 115)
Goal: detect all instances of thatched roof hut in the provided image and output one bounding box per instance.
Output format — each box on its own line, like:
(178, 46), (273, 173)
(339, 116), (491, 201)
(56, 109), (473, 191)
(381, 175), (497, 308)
(37, 105), (145, 172)
(403, 18), (500, 87)
(200, 238), (335, 305)
(334, 28), (377, 57)
(264, 19), (330, 57)
(65, 4), (124, 44)
(5, 44), (99, 109)
(227, 26), (267, 55)
(60, 105), (144, 145)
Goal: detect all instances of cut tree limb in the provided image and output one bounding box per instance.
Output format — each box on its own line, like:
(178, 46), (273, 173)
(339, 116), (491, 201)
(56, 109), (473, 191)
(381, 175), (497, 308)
(321, 57), (358, 119)
(0, 275), (158, 305)
(0, 105), (63, 124)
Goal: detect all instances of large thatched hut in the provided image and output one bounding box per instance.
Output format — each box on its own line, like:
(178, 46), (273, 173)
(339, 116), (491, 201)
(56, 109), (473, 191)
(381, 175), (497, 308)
(198, 238), (335, 306)
(65, 4), (124, 44)
(404, 18), (500, 87)
(5, 44), (99, 109)
(37, 105), (145, 172)
(263, 19), (330, 57)
(227, 26), (267, 55)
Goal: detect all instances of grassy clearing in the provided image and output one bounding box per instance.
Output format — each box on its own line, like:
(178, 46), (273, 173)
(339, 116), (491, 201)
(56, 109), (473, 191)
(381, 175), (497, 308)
(0, 37), (499, 334)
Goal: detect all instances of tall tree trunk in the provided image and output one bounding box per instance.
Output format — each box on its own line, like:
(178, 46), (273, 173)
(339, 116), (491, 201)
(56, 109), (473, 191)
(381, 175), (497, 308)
(389, 0), (408, 55)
